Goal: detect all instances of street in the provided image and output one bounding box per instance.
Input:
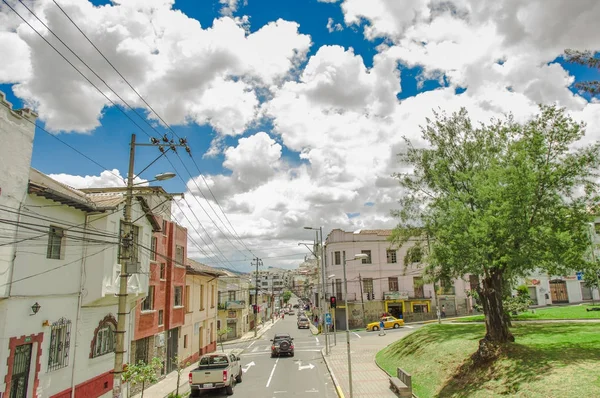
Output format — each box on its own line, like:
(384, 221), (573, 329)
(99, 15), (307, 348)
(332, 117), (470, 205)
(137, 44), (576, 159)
(203, 315), (337, 397)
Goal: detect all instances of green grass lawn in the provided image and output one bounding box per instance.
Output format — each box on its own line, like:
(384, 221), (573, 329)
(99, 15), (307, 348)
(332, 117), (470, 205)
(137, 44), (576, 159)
(376, 322), (600, 398)
(455, 303), (600, 322)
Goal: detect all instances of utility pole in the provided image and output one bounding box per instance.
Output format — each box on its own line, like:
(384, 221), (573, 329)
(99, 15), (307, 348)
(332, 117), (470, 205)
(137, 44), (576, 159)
(358, 274), (366, 327)
(113, 134), (187, 398)
(253, 257), (261, 337)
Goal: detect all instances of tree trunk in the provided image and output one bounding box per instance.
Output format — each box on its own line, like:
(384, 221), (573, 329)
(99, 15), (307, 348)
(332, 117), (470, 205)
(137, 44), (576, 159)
(141, 381), (145, 398)
(176, 370), (180, 396)
(474, 268), (514, 362)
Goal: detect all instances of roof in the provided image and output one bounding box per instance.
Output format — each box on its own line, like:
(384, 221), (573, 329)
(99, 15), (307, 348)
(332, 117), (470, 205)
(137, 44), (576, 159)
(28, 168), (114, 212)
(81, 186), (170, 196)
(85, 191), (162, 233)
(186, 258), (227, 277)
(355, 229), (393, 236)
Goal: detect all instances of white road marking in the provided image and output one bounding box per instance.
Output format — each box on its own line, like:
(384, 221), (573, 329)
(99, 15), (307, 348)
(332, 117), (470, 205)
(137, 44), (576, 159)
(273, 391), (288, 394)
(298, 362), (315, 371)
(352, 332), (361, 338)
(252, 347), (259, 353)
(266, 358), (279, 388)
(315, 337), (319, 344)
(248, 340), (256, 348)
(404, 325), (414, 329)
(242, 362), (255, 373)
(305, 389), (319, 393)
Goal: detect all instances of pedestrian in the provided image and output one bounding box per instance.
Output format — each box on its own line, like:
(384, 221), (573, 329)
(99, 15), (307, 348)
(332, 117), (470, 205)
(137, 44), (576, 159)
(441, 305), (446, 318)
(379, 319), (386, 336)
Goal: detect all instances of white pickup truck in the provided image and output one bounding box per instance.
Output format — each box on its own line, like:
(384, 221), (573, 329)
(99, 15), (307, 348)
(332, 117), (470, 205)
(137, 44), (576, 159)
(189, 350), (243, 396)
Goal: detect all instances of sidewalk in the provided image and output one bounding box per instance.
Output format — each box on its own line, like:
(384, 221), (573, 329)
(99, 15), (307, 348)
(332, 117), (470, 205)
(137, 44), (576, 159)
(132, 319), (280, 398)
(322, 332), (406, 398)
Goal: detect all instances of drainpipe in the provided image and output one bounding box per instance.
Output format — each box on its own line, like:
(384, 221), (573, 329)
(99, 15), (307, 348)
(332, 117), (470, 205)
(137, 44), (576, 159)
(71, 213), (90, 398)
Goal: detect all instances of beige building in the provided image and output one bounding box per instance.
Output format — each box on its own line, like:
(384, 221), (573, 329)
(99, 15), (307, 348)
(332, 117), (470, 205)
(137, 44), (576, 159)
(217, 272), (250, 341)
(180, 260), (224, 365)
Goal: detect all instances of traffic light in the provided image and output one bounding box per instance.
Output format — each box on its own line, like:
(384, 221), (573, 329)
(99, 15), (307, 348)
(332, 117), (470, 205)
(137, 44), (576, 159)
(367, 292), (372, 300)
(330, 296), (337, 308)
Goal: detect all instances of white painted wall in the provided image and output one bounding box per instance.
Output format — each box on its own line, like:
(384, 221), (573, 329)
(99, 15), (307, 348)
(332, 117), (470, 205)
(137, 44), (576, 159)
(0, 93), (37, 298)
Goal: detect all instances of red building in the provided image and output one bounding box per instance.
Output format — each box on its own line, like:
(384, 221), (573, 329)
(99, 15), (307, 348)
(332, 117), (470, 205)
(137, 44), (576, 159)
(130, 216), (187, 376)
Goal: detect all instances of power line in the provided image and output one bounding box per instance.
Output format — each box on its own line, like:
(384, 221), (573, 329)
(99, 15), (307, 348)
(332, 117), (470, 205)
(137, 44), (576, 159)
(48, 0), (256, 259)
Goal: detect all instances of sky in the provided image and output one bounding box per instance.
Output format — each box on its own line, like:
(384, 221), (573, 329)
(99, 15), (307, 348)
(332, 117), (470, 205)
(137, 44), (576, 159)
(1, 0), (600, 273)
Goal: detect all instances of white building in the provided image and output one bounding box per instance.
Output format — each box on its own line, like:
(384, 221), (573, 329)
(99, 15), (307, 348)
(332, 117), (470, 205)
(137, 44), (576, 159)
(0, 92), (155, 398)
(325, 229), (471, 329)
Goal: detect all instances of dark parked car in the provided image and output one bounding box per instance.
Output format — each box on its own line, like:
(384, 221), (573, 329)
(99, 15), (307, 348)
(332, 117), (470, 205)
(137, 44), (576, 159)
(271, 334), (294, 357)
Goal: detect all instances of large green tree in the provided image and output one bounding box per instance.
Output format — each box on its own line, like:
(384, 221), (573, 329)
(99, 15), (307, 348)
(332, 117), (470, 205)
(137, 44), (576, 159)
(391, 105), (600, 359)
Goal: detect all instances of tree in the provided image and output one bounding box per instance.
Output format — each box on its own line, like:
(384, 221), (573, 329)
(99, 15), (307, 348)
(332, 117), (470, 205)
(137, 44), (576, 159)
(392, 105), (600, 360)
(282, 290), (292, 304)
(217, 327), (232, 352)
(169, 355), (191, 398)
(564, 49), (600, 96)
(122, 357), (162, 398)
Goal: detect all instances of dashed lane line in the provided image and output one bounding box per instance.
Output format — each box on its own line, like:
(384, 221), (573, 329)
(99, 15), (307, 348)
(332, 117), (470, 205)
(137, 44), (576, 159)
(266, 357), (279, 388)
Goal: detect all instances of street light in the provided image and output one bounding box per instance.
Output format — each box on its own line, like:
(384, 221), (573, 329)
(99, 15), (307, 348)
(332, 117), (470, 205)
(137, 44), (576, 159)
(304, 226), (329, 355)
(344, 253), (369, 398)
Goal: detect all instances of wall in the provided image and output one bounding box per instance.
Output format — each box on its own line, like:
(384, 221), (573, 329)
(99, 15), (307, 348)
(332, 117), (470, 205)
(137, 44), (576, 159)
(0, 92), (37, 298)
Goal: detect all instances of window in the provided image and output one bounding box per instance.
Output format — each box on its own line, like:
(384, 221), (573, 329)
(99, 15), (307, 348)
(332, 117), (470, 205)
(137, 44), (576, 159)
(158, 310), (164, 326)
(363, 278), (374, 294)
(47, 226), (64, 259)
(160, 263), (166, 280)
(91, 316), (116, 358)
(217, 320), (221, 330)
(142, 286), (154, 311)
(386, 250), (397, 264)
(334, 251), (341, 265)
(174, 286), (183, 307)
(199, 284), (205, 310)
(228, 290), (236, 301)
(361, 250), (372, 264)
(162, 220), (168, 234)
(211, 285), (215, 308)
(185, 285), (191, 312)
(48, 318), (71, 371)
(175, 245), (184, 266)
(388, 277), (399, 292)
(135, 337), (150, 364)
(183, 334), (188, 349)
(150, 237), (157, 261)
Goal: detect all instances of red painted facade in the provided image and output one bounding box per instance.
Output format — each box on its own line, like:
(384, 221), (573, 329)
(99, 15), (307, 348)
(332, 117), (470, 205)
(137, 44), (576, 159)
(49, 371), (113, 398)
(133, 217), (187, 340)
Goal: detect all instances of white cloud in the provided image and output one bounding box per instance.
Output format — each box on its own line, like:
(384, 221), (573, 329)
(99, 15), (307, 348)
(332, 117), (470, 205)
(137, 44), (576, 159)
(48, 169), (147, 189)
(219, 0), (240, 16)
(326, 17), (343, 33)
(2, 1), (311, 134)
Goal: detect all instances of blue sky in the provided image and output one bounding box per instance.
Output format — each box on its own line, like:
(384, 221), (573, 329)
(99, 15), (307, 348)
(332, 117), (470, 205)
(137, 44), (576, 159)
(1, 0), (599, 271)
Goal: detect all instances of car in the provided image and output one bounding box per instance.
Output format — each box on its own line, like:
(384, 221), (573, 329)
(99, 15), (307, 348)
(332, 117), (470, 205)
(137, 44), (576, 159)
(297, 310), (305, 317)
(189, 350), (242, 396)
(270, 334), (294, 357)
(287, 308), (295, 315)
(297, 316), (310, 329)
(366, 316), (404, 331)
(292, 304), (299, 308)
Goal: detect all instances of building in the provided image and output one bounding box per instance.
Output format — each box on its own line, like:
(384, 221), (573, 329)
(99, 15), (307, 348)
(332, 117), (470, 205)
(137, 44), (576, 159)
(81, 186), (188, 379)
(325, 229), (471, 329)
(217, 271), (250, 341)
(180, 259), (223, 364)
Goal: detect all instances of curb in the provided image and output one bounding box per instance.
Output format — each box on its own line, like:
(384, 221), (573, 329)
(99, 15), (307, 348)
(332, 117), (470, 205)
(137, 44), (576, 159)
(321, 347), (345, 398)
(220, 319), (280, 346)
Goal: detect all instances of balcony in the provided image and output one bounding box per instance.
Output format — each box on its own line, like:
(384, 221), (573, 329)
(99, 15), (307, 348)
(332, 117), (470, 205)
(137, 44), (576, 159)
(226, 300), (246, 309)
(382, 290), (434, 300)
(334, 292), (357, 302)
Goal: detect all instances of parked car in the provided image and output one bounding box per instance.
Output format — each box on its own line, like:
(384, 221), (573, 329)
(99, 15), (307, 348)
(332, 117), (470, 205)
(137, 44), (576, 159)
(297, 316), (310, 329)
(366, 316), (404, 331)
(292, 304), (299, 308)
(271, 334), (294, 357)
(297, 310), (305, 317)
(189, 350), (242, 396)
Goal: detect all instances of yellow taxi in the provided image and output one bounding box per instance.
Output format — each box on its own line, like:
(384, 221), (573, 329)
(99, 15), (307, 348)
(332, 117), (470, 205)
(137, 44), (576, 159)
(366, 316), (404, 331)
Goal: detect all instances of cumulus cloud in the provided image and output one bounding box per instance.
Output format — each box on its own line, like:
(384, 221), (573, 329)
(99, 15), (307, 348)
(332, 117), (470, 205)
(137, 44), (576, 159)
(48, 169), (147, 189)
(326, 17), (343, 33)
(2, 1), (311, 133)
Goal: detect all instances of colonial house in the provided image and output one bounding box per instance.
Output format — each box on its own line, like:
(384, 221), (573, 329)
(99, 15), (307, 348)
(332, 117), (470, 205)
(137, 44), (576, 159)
(0, 92), (156, 398)
(180, 259), (223, 364)
(325, 229), (471, 329)
(81, 186), (189, 378)
(217, 271), (250, 341)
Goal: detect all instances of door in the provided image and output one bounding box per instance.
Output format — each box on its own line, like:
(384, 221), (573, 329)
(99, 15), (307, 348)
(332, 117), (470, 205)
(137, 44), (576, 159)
(166, 328), (178, 374)
(528, 286), (538, 305)
(10, 344), (32, 398)
(549, 280), (569, 303)
(388, 305), (403, 319)
(227, 323), (237, 339)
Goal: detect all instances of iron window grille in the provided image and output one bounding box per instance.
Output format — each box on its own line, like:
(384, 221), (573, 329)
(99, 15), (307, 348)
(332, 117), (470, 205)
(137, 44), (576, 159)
(47, 226), (64, 260)
(386, 250), (397, 263)
(361, 250), (372, 264)
(48, 318), (71, 371)
(174, 286), (183, 306)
